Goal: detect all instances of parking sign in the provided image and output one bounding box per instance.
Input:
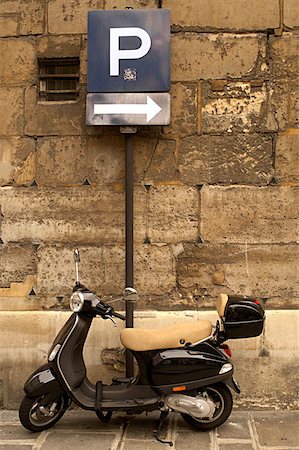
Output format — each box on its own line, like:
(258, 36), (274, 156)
(87, 9), (170, 93)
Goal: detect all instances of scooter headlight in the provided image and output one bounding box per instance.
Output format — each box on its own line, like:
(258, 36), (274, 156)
(70, 291), (84, 312)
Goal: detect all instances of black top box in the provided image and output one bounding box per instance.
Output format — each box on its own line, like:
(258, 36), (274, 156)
(222, 296), (265, 339)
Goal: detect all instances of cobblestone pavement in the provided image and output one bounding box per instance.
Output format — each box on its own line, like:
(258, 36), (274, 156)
(0, 409), (298, 450)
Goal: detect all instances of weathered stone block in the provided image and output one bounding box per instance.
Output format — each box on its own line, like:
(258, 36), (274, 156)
(0, 187), (124, 244)
(135, 244), (176, 296)
(283, 0), (299, 28)
(269, 34), (299, 79)
(48, 0), (104, 34)
(0, 38), (36, 86)
(171, 34), (266, 81)
(0, 276), (38, 312)
(0, 0), (46, 35)
(36, 243), (175, 299)
(201, 186), (299, 244)
(105, 0), (157, 9)
(266, 81), (290, 131)
(289, 80), (299, 128)
(148, 185), (199, 243)
(0, 137), (36, 186)
(36, 135), (124, 186)
(25, 87), (85, 136)
(0, 88), (24, 136)
(80, 37), (88, 85)
(36, 246), (105, 300)
(162, 82), (198, 137)
(0, 15), (18, 37)
(179, 134), (273, 185)
(0, 245), (36, 288)
(275, 131), (299, 183)
(36, 137), (87, 186)
(177, 243), (299, 307)
(202, 81), (270, 133)
(37, 35), (81, 58)
(86, 136), (125, 182)
(0, 186), (146, 245)
(164, 0), (280, 30)
(134, 138), (177, 183)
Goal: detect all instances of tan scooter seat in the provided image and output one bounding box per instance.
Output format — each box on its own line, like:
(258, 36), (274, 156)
(217, 294), (229, 317)
(120, 320), (212, 352)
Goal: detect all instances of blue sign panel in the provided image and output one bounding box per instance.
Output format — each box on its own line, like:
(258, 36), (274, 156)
(87, 9), (170, 93)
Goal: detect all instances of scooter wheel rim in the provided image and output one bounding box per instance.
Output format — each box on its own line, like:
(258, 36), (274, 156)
(194, 386), (225, 423)
(29, 396), (65, 427)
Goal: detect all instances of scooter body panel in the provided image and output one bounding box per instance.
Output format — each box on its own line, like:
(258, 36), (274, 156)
(48, 313), (93, 392)
(130, 341), (237, 395)
(150, 343), (228, 386)
(24, 364), (65, 398)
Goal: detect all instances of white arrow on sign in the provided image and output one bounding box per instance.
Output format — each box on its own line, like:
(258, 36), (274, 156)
(93, 95), (162, 123)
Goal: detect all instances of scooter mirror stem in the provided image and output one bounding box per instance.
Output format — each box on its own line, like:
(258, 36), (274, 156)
(73, 249), (80, 284)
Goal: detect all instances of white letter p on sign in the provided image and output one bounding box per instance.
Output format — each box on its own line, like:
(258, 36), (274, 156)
(110, 27), (151, 77)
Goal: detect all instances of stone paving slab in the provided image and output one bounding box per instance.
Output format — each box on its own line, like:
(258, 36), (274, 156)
(252, 410), (299, 447)
(0, 410), (298, 449)
(39, 432), (119, 450)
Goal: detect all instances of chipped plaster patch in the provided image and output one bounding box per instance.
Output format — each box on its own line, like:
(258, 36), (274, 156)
(202, 82), (267, 132)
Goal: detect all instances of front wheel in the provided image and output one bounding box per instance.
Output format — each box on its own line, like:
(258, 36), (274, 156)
(19, 394), (70, 432)
(180, 383), (233, 431)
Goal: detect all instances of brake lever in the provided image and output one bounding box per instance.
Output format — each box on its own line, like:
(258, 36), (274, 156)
(106, 315), (117, 327)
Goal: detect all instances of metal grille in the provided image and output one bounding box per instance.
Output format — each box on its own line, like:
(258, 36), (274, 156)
(38, 58), (80, 101)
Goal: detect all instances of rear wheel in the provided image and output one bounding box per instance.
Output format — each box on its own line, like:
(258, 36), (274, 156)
(180, 383), (232, 431)
(19, 394), (70, 432)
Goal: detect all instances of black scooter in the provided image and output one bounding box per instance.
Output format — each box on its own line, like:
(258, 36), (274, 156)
(19, 249), (265, 441)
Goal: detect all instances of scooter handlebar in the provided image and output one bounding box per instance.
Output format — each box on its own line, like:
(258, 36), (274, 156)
(111, 310), (126, 321)
(94, 298), (126, 321)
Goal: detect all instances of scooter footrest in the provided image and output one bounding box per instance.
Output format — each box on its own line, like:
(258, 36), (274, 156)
(112, 376), (135, 384)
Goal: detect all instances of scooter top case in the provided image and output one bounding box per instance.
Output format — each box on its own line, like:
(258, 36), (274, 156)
(217, 294), (265, 339)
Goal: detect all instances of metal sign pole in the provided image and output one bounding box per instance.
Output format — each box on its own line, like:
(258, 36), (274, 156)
(87, 8), (171, 380)
(121, 127), (136, 378)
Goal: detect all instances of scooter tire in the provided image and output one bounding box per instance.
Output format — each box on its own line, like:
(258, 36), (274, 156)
(180, 383), (233, 431)
(19, 394), (70, 432)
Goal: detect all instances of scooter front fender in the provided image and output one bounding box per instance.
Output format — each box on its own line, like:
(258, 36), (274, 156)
(225, 376), (241, 394)
(24, 364), (64, 398)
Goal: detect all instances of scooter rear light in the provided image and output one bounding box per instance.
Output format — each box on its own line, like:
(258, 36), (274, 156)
(220, 344), (232, 358)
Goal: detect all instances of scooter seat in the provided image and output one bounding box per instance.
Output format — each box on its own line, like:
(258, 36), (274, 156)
(120, 320), (212, 351)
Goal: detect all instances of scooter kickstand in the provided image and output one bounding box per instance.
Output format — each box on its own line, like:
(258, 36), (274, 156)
(153, 410), (173, 446)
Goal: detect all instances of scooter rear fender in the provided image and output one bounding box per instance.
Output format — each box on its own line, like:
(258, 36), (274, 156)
(226, 375), (241, 394)
(24, 364), (64, 398)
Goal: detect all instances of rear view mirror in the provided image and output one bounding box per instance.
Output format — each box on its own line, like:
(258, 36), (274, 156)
(123, 287), (138, 303)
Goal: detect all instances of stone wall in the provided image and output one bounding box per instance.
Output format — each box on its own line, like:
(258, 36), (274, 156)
(0, 0), (298, 408)
(0, 0), (298, 310)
